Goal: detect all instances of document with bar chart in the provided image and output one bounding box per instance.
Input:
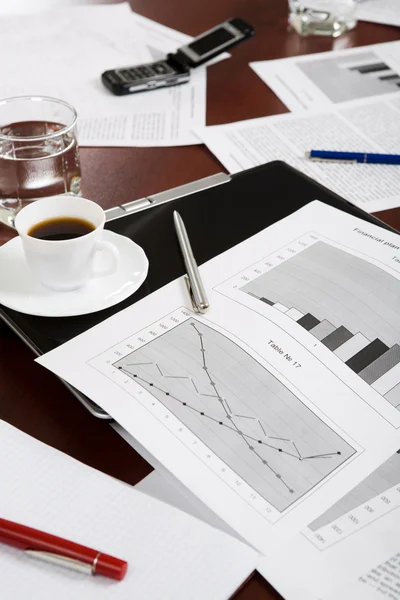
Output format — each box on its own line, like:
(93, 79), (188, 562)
(38, 201), (400, 558)
(250, 40), (400, 112)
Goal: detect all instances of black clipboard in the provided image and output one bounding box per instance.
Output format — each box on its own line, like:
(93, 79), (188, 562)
(0, 161), (394, 418)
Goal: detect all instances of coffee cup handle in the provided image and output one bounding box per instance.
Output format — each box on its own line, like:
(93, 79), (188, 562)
(91, 240), (120, 278)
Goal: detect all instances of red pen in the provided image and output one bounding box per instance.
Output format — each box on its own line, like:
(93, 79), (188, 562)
(0, 518), (128, 581)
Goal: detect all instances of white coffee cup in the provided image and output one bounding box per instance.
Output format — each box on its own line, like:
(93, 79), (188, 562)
(14, 196), (119, 291)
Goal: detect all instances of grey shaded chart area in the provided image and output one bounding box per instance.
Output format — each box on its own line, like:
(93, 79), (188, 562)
(297, 51), (400, 104)
(309, 450), (400, 531)
(114, 319), (355, 512)
(241, 242), (400, 407)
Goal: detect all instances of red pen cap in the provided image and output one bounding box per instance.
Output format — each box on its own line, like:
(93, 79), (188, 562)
(95, 553), (128, 581)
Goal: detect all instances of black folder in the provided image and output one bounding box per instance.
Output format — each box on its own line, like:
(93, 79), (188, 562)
(0, 161), (394, 418)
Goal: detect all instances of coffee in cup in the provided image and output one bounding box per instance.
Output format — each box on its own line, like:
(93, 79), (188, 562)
(14, 196), (119, 291)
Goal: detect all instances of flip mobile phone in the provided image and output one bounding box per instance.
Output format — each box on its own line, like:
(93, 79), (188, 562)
(101, 17), (254, 96)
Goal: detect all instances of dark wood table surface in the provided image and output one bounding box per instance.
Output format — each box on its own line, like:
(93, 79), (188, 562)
(1, 2), (400, 598)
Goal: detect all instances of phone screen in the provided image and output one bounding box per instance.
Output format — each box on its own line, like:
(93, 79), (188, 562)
(188, 27), (236, 56)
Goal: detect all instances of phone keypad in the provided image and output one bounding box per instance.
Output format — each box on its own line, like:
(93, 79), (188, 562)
(118, 61), (175, 82)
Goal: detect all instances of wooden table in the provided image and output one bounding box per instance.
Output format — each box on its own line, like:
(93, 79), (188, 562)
(1, 2), (400, 598)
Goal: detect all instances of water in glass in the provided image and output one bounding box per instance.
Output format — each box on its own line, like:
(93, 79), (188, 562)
(0, 97), (81, 228)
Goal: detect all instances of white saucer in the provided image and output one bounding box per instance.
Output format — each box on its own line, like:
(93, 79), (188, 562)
(0, 230), (149, 317)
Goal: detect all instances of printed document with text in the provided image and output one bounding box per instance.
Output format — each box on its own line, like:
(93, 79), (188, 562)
(250, 41), (400, 112)
(196, 96), (400, 212)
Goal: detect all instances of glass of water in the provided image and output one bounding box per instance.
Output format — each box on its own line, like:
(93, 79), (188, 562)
(288, 0), (357, 37)
(0, 95), (81, 228)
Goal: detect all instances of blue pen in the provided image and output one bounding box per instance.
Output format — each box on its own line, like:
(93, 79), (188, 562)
(306, 150), (400, 165)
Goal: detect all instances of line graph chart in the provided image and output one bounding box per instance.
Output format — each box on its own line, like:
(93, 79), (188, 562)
(112, 315), (355, 512)
(306, 450), (400, 549)
(217, 234), (400, 409)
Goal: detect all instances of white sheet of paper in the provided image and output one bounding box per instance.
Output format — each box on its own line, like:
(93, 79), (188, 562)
(357, 0), (400, 27)
(38, 201), (400, 556)
(116, 423), (243, 540)
(0, 4), (151, 115)
(131, 11), (230, 65)
(0, 420), (258, 600)
(250, 41), (400, 112)
(330, 551), (400, 600)
(0, 4), (206, 147)
(130, 436), (400, 600)
(259, 450), (400, 600)
(196, 95), (400, 212)
(130, 11), (193, 54)
(0, 0), (95, 14)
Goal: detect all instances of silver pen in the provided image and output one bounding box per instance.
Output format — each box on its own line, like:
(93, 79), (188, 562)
(173, 211), (210, 313)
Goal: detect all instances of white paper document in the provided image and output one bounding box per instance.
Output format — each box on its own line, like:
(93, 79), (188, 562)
(332, 551), (400, 600)
(250, 41), (400, 112)
(357, 0), (400, 28)
(116, 423), (243, 539)
(196, 95), (400, 212)
(0, 4), (206, 147)
(0, 420), (258, 600)
(38, 201), (400, 556)
(259, 449), (400, 600)
(0, 0), (94, 14)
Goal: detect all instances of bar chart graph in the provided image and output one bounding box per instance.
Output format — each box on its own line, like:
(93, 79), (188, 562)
(297, 50), (400, 104)
(219, 235), (400, 408)
(347, 58), (400, 88)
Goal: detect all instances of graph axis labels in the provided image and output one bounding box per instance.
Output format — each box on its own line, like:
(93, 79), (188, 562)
(305, 450), (400, 551)
(111, 314), (356, 513)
